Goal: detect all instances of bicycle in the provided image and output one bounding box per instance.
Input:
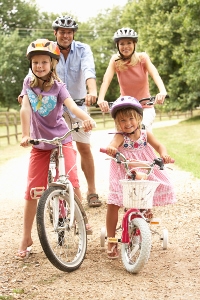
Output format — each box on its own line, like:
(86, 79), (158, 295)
(99, 149), (173, 274)
(29, 122), (92, 272)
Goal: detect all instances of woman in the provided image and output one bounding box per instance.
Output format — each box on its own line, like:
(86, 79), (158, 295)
(98, 27), (167, 131)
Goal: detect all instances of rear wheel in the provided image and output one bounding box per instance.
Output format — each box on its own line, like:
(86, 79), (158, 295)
(161, 228), (168, 250)
(121, 217), (151, 274)
(37, 186), (87, 272)
(100, 227), (106, 247)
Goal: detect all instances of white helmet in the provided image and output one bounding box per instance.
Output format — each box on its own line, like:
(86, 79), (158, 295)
(52, 16), (78, 31)
(113, 28), (138, 43)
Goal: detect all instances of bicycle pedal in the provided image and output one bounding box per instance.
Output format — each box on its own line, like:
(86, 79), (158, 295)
(150, 218), (161, 225)
(30, 187), (45, 199)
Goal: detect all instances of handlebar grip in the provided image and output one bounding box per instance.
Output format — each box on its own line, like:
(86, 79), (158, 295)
(100, 148), (107, 153)
(170, 159), (175, 163)
(29, 139), (39, 145)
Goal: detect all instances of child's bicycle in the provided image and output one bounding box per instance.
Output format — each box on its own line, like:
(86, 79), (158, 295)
(100, 149), (173, 274)
(29, 122), (92, 272)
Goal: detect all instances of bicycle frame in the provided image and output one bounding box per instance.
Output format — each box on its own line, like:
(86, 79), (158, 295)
(30, 122), (83, 228)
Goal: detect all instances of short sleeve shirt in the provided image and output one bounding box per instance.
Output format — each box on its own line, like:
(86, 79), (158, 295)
(20, 77), (72, 150)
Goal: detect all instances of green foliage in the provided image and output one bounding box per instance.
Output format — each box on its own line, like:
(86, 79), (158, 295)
(0, 0), (200, 111)
(121, 0), (200, 111)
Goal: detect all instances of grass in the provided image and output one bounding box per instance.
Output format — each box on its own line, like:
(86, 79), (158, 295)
(0, 116), (199, 179)
(153, 116), (200, 179)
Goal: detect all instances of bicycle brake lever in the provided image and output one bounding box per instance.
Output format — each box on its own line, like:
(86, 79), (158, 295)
(115, 152), (122, 163)
(154, 158), (164, 170)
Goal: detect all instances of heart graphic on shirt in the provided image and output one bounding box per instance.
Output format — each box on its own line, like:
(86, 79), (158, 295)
(27, 89), (57, 117)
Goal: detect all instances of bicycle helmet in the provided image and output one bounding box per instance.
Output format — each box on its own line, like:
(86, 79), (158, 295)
(111, 96), (143, 118)
(52, 15), (78, 31)
(26, 39), (60, 61)
(113, 28), (138, 43)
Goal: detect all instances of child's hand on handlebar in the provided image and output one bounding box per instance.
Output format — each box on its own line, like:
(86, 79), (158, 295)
(20, 136), (30, 147)
(105, 146), (118, 157)
(161, 155), (174, 164)
(82, 119), (96, 132)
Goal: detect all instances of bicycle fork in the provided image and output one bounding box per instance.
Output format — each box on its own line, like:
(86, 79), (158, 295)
(121, 209), (142, 243)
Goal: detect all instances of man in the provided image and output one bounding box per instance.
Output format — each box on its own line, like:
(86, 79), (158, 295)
(52, 15), (101, 207)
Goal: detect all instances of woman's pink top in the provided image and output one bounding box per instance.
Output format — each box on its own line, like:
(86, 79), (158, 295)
(115, 53), (151, 108)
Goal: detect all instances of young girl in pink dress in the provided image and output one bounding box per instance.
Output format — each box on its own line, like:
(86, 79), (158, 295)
(104, 96), (176, 259)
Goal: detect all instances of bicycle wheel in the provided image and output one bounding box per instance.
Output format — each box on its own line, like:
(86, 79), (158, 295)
(100, 227), (106, 248)
(37, 186), (87, 272)
(121, 217), (151, 274)
(161, 228), (168, 250)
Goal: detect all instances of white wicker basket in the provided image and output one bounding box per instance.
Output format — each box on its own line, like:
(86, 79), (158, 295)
(120, 180), (160, 209)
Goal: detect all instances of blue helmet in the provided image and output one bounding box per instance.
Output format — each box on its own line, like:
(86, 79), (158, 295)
(111, 96), (143, 118)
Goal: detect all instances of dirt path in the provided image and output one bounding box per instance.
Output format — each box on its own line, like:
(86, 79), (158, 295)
(0, 128), (200, 299)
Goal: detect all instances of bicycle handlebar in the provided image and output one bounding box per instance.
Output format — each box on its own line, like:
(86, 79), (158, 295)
(74, 99), (99, 108)
(29, 122), (96, 146)
(100, 148), (174, 178)
(139, 94), (169, 106)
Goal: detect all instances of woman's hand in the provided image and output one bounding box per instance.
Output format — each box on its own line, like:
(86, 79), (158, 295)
(155, 93), (167, 105)
(97, 100), (110, 113)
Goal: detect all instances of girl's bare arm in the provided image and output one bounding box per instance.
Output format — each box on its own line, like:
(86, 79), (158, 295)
(64, 97), (95, 131)
(97, 55), (116, 111)
(147, 131), (172, 163)
(20, 95), (31, 146)
(106, 134), (124, 156)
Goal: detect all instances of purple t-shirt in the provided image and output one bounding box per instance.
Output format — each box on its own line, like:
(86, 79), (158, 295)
(20, 77), (72, 150)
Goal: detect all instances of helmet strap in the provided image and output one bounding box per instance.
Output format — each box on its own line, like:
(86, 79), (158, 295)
(57, 41), (71, 51)
(109, 127), (139, 135)
(129, 127), (139, 134)
(30, 63), (53, 92)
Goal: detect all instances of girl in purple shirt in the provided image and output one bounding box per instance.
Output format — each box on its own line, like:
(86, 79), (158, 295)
(16, 39), (95, 259)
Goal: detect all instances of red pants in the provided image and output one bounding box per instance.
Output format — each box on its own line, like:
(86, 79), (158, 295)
(25, 142), (79, 200)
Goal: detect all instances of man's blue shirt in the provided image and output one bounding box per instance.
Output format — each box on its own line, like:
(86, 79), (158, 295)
(56, 40), (96, 100)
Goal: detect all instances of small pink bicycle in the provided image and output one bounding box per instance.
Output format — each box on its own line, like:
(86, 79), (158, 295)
(100, 149), (172, 274)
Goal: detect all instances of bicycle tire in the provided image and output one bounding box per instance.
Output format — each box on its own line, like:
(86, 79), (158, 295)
(48, 170), (53, 184)
(37, 186), (87, 272)
(121, 217), (151, 274)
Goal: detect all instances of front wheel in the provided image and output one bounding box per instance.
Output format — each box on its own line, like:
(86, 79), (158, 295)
(121, 217), (151, 274)
(37, 186), (87, 272)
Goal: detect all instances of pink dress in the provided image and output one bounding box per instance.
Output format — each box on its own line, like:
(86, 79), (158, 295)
(108, 130), (176, 207)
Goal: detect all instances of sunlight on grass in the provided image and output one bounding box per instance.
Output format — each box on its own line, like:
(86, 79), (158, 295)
(153, 117), (200, 179)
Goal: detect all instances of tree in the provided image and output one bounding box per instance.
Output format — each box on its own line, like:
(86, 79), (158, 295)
(0, 31), (30, 109)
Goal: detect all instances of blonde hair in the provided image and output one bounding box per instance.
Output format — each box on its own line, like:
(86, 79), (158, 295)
(115, 51), (142, 71)
(30, 57), (62, 88)
(114, 108), (143, 131)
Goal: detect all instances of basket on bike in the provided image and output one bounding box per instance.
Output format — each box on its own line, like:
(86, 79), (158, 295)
(120, 179), (160, 209)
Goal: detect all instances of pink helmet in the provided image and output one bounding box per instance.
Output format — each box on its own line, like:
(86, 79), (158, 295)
(111, 96), (143, 118)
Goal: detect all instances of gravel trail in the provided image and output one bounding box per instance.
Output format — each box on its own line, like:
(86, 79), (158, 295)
(0, 126), (200, 299)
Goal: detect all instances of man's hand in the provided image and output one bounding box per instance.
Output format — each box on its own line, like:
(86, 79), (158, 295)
(84, 94), (97, 106)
